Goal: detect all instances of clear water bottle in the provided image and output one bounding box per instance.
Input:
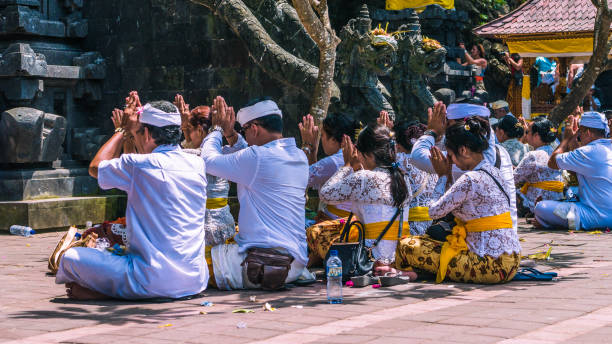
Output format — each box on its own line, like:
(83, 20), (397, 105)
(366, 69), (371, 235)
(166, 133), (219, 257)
(326, 250), (343, 304)
(9, 225), (35, 237)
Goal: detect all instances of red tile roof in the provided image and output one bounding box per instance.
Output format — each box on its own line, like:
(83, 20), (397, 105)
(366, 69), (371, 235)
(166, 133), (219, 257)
(474, 0), (604, 38)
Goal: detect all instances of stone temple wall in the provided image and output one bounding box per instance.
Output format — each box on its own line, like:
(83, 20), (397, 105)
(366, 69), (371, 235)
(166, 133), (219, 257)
(82, 0), (310, 140)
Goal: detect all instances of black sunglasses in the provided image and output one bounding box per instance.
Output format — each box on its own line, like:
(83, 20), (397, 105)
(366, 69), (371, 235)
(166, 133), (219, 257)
(239, 122), (257, 136)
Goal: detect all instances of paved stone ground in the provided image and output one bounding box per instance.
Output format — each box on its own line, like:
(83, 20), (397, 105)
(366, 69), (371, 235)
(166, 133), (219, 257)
(1, 220), (612, 344)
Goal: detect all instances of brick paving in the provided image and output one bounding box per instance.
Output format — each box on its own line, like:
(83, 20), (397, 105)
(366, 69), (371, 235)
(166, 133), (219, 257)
(1, 220), (612, 343)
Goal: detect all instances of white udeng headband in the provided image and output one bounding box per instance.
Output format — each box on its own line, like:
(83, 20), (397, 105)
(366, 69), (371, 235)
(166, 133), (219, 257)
(139, 104), (182, 127)
(237, 100), (282, 126)
(580, 111), (610, 136)
(446, 103), (490, 120)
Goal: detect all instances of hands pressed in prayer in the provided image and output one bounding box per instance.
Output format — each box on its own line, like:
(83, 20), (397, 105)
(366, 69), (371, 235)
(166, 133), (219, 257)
(299, 114), (319, 149)
(342, 134), (362, 171)
(111, 108), (125, 130)
(430, 146), (452, 178)
(563, 115), (580, 144)
(212, 96), (238, 144)
(377, 110), (394, 129)
(174, 94), (191, 127)
(123, 91), (142, 135)
(427, 101), (447, 140)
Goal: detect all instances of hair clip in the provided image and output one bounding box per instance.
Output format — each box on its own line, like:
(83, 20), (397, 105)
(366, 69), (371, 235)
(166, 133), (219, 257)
(354, 122), (364, 141)
(389, 138), (396, 148)
(391, 162), (400, 170)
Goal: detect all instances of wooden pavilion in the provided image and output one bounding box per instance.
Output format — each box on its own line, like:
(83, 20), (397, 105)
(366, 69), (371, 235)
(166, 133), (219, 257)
(474, 0), (611, 118)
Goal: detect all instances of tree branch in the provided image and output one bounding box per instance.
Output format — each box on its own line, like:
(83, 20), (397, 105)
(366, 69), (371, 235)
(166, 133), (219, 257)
(292, 0), (326, 46)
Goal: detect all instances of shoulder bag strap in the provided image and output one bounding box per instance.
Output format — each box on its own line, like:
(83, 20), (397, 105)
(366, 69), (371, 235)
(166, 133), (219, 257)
(479, 169), (511, 207)
(372, 208), (401, 248)
(339, 212), (354, 242)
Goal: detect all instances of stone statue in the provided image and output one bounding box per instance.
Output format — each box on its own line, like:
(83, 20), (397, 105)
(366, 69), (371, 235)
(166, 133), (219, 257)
(334, 5), (396, 121)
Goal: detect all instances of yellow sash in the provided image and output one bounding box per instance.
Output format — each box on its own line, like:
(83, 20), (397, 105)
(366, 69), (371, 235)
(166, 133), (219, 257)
(327, 205), (351, 219)
(408, 207), (432, 222)
(206, 198), (228, 209)
(365, 221), (410, 241)
(520, 181), (564, 195)
(437, 212), (513, 283)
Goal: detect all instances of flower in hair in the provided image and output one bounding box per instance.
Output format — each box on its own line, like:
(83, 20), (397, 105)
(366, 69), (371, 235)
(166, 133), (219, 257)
(515, 122), (523, 128)
(464, 124), (470, 131)
(354, 122), (364, 141)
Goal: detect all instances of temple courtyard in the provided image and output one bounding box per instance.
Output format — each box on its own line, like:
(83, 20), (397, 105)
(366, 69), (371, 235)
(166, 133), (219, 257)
(1, 220), (611, 344)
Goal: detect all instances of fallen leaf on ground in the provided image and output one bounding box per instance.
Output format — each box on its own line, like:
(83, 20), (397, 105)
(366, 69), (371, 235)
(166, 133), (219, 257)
(232, 309), (255, 313)
(158, 324), (172, 328)
(263, 302), (276, 312)
(199, 311), (207, 315)
(588, 231), (603, 235)
(519, 238), (526, 242)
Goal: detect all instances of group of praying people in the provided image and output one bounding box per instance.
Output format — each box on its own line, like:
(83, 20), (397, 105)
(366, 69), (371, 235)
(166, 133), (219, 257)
(54, 90), (612, 300)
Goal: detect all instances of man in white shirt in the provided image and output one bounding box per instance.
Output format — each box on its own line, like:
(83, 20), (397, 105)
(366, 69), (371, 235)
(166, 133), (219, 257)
(491, 100), (514, 119)
(536, 112), (612, 230)
(57, 95), (208, 300)
(201, 96), (309, 290)
(411, 101), (518, 230)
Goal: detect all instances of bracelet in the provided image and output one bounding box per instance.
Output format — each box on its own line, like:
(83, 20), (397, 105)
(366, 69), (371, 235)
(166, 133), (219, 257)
(424, 129), (438, 141)
(114, 127), (125, 134)
(210, 125), (224, 135)
(302, 146), (311, 155)
(302, 142), (314, 149)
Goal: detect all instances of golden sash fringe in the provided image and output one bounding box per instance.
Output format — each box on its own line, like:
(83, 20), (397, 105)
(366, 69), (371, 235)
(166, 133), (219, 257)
(520, 181), (564, 195)
(365, 221), (410, 241)
(437, 212), (513, 283)
(327, 205), (351, 219)
(408, 207), (432, 222)
(206, 198), (228, 209)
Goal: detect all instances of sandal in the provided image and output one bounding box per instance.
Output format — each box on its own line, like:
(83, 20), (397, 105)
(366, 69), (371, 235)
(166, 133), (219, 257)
(513, 268), (558, 281)
(378, 270), (417, 287)
(350, 272), (379, 288)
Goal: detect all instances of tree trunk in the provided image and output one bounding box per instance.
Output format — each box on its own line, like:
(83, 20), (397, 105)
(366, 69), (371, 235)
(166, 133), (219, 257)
(550, 2), (612, 125)
(189, 0), (339, 100)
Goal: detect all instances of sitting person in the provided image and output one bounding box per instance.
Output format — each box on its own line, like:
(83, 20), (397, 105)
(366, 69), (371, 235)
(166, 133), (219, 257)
(536, 112), (612, 230)
(319, 124), (413, 277)
(496, 115), (529, 166)
(514, 117), (564, 214)
(396, 117), (521, 284)
(56, 93), (208, 299)
(201, 96), (310, 290)
(393, 119), (438, 235)
(174, 95), (236, 249)
(411, 101), (518, 230)
(300, 112), (358, 220)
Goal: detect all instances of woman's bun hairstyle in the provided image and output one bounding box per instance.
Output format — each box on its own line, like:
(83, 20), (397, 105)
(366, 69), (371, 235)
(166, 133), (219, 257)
(445, 116), (490, 154)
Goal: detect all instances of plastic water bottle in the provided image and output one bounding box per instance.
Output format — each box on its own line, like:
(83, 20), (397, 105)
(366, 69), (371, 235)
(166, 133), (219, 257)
(9, 225), (35, 237)
(326, 250), (343, 304)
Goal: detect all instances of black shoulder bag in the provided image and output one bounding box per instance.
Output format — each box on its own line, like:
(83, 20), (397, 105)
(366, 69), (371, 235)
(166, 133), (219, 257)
(325, 208), (404, 281)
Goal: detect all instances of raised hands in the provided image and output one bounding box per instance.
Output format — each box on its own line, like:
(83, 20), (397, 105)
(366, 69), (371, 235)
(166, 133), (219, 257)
(427, 101), (447, 139)
(341, 134), (361, 171)
(123, 91), (142, 134)
(377, 110), (394, 129)
(299, 114), (319, 149)
(111, 108), (125, 130)
(429, 146), (451, 178)
(212, 96), (236, 135)
(174, 94), (191, 127)
(563, 115), (579, 142)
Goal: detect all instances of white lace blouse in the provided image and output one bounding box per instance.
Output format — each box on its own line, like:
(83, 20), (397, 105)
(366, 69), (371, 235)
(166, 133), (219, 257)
(430, 161), (521, 258)
(320, 166), (412, 262)
(514, 145), (563, 212)
(397, 152), (438, 235)
(308, 150), (352, 218)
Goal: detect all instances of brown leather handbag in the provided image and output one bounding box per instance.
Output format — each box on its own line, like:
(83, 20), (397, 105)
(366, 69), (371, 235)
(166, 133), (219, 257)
(241, 248), (294, 291)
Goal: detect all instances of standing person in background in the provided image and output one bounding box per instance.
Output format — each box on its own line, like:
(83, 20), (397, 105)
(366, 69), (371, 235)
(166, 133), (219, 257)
(496, 115), (529, 167)
(458, 43), (488, 91)
(504, 52), (523, 116)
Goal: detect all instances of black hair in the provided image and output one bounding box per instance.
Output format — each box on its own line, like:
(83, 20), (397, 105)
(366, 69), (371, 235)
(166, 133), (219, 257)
(253, 114), (283, 134)
(587, 127), (607, 137)
(356, 124), (408, 208)
(497, 115), (524, 139)
(138, 101), (182, 145)
(393, 121), (427, 152)
(322, 112), (359, 143)
(244, 96), (273, 107)
(530, 118), (557, 143)
(139, 124), (182, 146)
(445, 116), (490, 154)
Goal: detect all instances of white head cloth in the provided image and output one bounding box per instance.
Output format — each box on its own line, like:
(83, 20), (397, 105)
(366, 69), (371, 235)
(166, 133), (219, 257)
(490, 100), (509, 110)
(139, 103), (181, 127)
(237, 100), (282, 126)
(446, 103), (490, 120)
(580, 111), (610, 136)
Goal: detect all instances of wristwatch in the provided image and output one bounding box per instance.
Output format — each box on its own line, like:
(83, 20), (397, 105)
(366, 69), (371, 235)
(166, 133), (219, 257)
(210, 125), (224, 135)
(424, 129), (438, 141)
(302, 146), (311, 155)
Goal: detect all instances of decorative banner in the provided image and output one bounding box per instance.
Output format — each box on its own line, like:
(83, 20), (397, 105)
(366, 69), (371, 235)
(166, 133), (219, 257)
(521, 74), (532, 119)
(386, 0), (454, 10)
(508, 37), (594, 57)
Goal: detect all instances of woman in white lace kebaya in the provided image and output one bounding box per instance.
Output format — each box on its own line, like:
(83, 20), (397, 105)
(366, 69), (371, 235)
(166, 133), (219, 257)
(175, 95), (236, 247)
(396, 117), (521, 284)
(300, 113), (359, 220)
(319, 124), (414, 277)
(394, 121), (438, 235)
(514, 118), (564, 213)
(496, 115), (529, 167)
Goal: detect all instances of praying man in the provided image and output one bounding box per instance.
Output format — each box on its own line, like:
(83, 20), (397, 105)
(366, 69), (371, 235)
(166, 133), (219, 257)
(56, 92), (209, 300)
